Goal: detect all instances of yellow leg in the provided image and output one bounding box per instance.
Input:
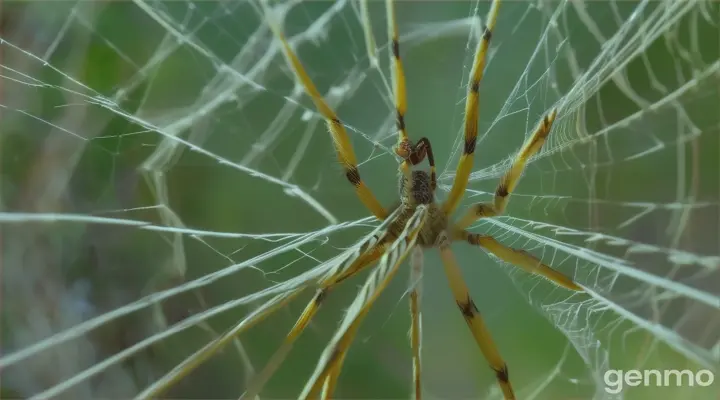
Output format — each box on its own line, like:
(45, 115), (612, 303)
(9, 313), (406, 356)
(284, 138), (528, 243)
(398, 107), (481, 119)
(321, 352), (346, 399)
(409, 247), (423, 400)
(454, 108), (558, 229)
(265, 7), (387, 220)
(494, 108), (557, 214)
(239, 244), (387, 400)
(386, 0), (410, 156)
(455, 203), (498, 230)
(386, 0), (436, 187)
(326, 244), (388, 286)
(438, 243), (515, 400)
(138, 290), (304, 399)
(316, 247), (390, 400)
(443, 0), (501, 216)
(458, 230), (582, 291)
(299, 206), (429, 399)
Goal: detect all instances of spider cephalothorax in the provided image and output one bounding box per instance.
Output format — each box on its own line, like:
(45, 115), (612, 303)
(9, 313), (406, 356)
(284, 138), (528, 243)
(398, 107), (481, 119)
(252, 0), (585, 398)
(398, 170), (433, 205)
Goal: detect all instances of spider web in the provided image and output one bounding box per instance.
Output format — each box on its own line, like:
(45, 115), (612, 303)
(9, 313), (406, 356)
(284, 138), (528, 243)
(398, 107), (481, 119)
(1, 0), (718, 399)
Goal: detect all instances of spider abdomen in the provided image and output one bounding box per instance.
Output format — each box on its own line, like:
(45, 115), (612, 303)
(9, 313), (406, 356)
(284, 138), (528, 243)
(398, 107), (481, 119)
(390, 203), (448, 248)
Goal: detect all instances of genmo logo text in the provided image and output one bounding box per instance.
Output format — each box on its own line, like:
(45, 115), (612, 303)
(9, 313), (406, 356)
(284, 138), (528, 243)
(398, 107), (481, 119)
(604, 369), (715, 394)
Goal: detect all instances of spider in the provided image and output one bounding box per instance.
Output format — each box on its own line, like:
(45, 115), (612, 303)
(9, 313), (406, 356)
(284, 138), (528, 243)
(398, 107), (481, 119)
(247, 0), (584, 399)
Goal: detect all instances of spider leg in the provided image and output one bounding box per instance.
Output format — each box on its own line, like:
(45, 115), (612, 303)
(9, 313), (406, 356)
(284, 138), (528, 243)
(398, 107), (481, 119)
(438, 242), (515, 400)
(300, 206), (429, 399)
(320, 242), (394, 400)
(145, 238), (396, 399)
(442, 0), (501, 216)
(493, 109), (557, 214)
(239, 243), (389, 400)
(320, 352), (346, 399)
(455, 229), (582, 291)
(386, 0), (410, 160)
(139, 290), (305, 399)
(320, 246), (423, 400)
(456, 109), (557, 229)
(265, 6), (387, 220)
(319, 226), (425, 400)
(494, 109), (557, 214)
(409, 246), (424, 400)
(455, 108), (558, 229)
(239, 208), (403, 399)
(455, 202), (498, 229)
(386, 0), (436, 188)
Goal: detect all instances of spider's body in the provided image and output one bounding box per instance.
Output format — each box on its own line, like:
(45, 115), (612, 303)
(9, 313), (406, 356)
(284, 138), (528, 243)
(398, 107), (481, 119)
(393, 170), (447, 248)
(252, 0), (585, 399)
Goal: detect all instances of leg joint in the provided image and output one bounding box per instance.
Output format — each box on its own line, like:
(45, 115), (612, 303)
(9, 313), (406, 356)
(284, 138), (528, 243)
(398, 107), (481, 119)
(464, 136), (477, 155)
(345, 167), (362, 187)
(456, 294), (479, 318)
(493, 364), (509, 383)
